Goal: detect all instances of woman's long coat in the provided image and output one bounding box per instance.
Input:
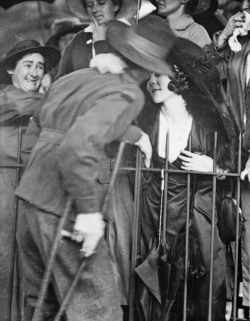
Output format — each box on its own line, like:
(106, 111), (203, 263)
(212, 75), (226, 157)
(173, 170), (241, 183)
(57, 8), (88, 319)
(139, 94), (236, 321)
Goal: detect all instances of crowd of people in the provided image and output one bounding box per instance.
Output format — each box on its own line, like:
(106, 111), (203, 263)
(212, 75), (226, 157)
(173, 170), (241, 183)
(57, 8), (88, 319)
(0, 0), (249, 320)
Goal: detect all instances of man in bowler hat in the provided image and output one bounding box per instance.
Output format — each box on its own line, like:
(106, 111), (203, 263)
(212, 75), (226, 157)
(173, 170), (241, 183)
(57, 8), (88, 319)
(15, 15), (175, 321)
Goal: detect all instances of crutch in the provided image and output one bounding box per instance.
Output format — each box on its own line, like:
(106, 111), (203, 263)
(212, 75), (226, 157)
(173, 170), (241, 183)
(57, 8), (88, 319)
(32, 141), (126, 321)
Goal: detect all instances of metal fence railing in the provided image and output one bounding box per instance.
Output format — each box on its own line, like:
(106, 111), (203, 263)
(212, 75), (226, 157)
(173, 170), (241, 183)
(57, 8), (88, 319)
(2, 130), (247, 321)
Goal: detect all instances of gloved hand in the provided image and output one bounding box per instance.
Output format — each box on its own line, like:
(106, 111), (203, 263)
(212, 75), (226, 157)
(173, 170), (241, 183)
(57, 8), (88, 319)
(72, 213), (105, 257)
(135, 131), (152, 168)
(90, 53), (128, 74)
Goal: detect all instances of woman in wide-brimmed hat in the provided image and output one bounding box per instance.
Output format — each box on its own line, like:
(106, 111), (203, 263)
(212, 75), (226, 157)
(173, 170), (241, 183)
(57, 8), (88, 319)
(154, 0), (212, 47)
(57, 0), (137, 77)
(0, 39), (60, 319)
(0, 39), (60, 88)
(137, 36), (237, 321)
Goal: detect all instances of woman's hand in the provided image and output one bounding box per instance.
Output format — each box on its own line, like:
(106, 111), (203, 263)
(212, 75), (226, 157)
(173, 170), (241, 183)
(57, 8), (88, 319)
(241, 155), (250, 181)
(91, 16), (107, 42)
(135, 132), (152, 168)
(218, 11), (245, 47)
(178, 150), (214, 172)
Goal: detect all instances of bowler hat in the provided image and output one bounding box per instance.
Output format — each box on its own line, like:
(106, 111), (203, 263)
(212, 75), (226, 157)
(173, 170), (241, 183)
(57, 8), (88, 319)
(0, 39), (61, 84)
(106, 15), (175, 75)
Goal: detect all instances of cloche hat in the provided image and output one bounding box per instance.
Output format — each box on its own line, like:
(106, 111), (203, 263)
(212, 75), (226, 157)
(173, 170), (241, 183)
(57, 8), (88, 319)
(0, 39), (61, 84)
(106, 15), (175, 75)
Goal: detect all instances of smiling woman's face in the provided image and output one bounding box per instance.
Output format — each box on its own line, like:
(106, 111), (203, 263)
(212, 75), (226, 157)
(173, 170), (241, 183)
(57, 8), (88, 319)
(147, 73), (175, 104)
(86, 0), (118, 25)
(8, 53), (45, 93)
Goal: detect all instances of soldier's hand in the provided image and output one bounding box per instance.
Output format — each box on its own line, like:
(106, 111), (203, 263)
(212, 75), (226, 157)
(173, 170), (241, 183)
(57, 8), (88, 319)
(72, 213), (105, 257)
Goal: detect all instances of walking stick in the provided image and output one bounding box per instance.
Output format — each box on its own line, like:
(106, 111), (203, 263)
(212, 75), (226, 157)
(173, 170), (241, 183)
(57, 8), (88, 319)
(31, 197), (73, 321)
(32, 141), (126, 321)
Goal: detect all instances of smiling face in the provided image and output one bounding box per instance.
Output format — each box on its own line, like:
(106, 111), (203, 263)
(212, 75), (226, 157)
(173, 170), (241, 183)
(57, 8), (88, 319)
(147, 73), (176, 104)
(156, 0), (183, 16)
(86, 0), (118, 24)
(7, 53), (45, 93)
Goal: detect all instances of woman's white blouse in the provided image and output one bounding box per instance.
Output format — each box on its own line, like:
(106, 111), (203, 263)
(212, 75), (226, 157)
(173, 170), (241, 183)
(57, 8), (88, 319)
(158, 108), (193, 163)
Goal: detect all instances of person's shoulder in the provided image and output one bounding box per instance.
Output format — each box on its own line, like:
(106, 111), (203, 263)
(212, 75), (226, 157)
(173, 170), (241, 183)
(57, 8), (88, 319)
(186, 21), (211, 46)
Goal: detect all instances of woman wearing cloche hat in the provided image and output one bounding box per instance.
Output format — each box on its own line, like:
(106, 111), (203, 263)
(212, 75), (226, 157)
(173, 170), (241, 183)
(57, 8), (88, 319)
(0, 39), (60, 319)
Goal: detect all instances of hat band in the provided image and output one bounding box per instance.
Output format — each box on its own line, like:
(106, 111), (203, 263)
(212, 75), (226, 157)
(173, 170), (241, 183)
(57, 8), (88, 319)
(126, 31), (167, 62)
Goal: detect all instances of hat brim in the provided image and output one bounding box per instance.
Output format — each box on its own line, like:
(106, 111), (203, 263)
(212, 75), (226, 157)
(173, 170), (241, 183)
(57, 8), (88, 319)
(149, 0), (212, 14)
(0, 46), (61, 84)
(107, 20), (173, 76)
(46, 25), (86, 47)
(66, 0), (139, 21)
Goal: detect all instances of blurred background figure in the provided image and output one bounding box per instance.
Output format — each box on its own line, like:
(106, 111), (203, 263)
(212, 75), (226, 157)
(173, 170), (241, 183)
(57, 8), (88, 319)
(39, 16), (86, 92)
(154, 0), (211, 46)
(0, 39), (60, 321)
(46, 16), (85, 56)
(57, 0), (133, 77)
(215, 0), (241, 24)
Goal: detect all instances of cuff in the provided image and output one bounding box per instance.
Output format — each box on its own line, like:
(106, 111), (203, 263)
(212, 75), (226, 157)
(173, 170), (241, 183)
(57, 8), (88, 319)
(94, 40), (111, 54)
(75, 196), (101, 214)
(122, 125), (142, 144)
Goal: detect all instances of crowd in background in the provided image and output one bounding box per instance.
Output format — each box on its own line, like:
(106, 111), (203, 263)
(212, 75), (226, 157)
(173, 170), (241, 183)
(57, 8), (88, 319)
(0, 0), (249, 320)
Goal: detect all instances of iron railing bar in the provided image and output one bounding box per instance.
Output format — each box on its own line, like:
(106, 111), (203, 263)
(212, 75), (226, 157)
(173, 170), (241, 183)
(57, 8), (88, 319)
(208, 132), (218, 321)
(0, 164), (24, 168)
(183, 136), (192, 321)
(32, 198), (73, 321)
(233, 134), (242, 321)
(118, 167), (240, 177)
(7, 126), (22, 321)
(129, 149), (142, 321)
(162, 132), (169, 244)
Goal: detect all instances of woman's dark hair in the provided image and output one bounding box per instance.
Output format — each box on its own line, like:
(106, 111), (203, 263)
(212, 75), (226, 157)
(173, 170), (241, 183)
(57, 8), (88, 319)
(81, 0), (121, 11)
(168, 65), (189, 95)
(185, 0), (199, 13)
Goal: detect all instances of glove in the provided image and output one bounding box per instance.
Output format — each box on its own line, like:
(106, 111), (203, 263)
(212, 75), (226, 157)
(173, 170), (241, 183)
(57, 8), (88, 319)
(72, 213), (105, 257)
(135, 131), (152, 168)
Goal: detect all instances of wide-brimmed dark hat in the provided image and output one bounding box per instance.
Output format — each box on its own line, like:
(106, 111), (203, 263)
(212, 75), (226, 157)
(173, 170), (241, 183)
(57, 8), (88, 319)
(167, 36), (219, 97)
(66, 0), (138, 21)
(0, 39), (61, 84)
(106, 15), (175, 75)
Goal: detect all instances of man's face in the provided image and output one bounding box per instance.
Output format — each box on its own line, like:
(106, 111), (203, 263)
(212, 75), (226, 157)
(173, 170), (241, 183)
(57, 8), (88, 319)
(86, 0), (118, 24)
(8, 53), (45, 93)
(156, 0), (182, 16)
